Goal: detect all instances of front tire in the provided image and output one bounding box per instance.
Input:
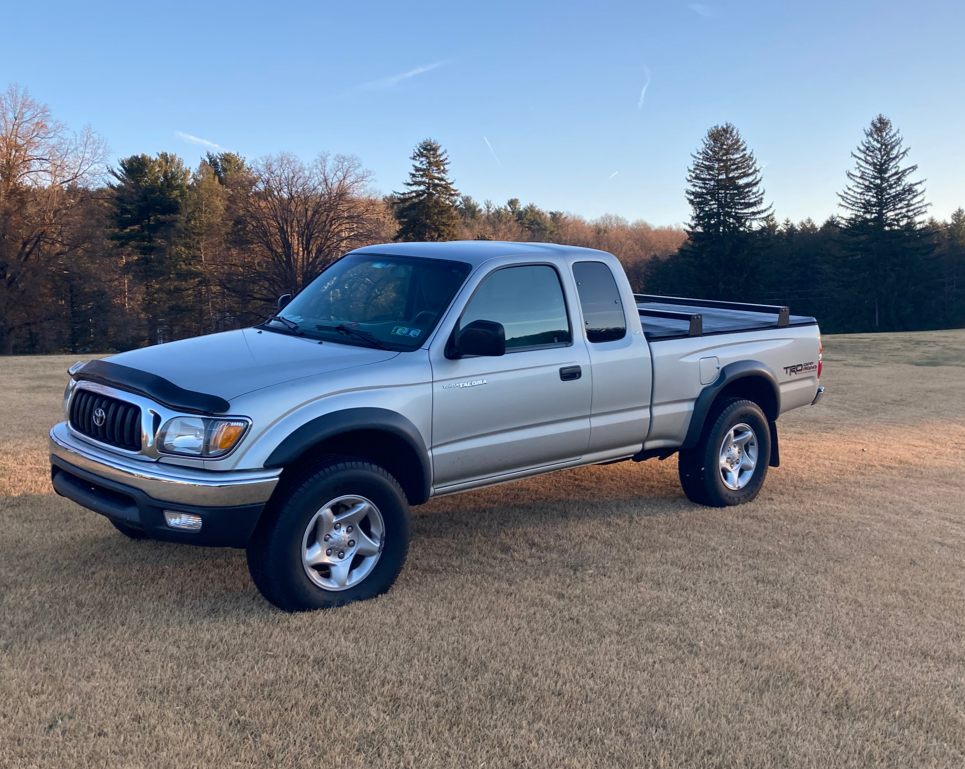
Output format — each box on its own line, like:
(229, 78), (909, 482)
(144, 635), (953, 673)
(678, 398), (771, 507)
(246, 457), (411, 612)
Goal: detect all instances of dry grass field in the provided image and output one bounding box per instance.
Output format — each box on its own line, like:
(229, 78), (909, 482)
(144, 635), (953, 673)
(2, 331), (965, 768)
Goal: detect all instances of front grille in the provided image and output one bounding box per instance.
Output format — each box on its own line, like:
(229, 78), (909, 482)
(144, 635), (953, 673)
(70, 389), (142, 451)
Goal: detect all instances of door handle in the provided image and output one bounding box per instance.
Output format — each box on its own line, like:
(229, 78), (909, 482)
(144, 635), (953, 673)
(559, 365), (582, 381)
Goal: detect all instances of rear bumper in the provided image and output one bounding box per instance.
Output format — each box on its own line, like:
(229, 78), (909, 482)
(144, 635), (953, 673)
(49, 423), (280, 547)
(811, 385), (825, 406)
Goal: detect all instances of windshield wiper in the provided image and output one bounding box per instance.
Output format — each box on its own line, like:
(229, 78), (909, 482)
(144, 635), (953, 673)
(330, 323), (390, 350)
(264, 315), (304, 335)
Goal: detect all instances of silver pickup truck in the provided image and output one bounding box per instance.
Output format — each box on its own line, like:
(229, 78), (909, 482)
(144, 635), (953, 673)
(50, 241), (824, 611)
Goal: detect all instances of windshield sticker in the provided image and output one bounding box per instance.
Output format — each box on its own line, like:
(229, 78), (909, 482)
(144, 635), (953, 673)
(391, 326), (421, 338)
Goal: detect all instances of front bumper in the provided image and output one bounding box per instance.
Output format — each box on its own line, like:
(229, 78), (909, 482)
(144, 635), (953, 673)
(49, 423), (281, 547)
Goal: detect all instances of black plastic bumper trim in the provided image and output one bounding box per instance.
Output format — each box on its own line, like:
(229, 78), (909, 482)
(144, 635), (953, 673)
(51, 456), (265, 548)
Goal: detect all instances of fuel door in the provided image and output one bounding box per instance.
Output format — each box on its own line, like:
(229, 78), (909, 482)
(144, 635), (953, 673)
(699, 356), (720, 385)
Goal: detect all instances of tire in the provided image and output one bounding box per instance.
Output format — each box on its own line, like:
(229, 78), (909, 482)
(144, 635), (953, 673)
(111, 520), (148, 540)
(677, 398), (771, 507)
(246, 456), (411, 612)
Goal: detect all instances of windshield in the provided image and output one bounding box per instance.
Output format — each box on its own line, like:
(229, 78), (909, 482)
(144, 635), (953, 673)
(268, 253), (472, 350)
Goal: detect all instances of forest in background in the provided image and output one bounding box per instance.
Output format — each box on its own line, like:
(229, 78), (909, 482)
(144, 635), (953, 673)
(1, 84), (962, 355)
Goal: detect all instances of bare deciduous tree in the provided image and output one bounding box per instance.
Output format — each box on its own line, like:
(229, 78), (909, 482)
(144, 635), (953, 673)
(232, 152), (395, 308)
(0, 85), (108, 351)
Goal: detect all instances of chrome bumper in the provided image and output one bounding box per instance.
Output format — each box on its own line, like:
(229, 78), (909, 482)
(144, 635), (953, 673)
(49, 422), (280, 507)
(811, 386), (825, 406)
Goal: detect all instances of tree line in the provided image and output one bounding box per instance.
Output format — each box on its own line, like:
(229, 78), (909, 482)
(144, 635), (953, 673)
(1, 84), (961, 355)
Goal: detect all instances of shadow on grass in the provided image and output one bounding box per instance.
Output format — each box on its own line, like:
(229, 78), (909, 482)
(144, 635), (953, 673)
(0, 486), (692, 643)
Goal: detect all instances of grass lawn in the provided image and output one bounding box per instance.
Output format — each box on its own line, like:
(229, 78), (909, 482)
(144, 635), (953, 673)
(2, 331), (964, 767)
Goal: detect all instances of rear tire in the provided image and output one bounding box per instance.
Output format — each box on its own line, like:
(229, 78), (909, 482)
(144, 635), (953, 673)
(246, 456), (411, 612)
(678, 398), (771, 507)
(111, 520), (148, 540)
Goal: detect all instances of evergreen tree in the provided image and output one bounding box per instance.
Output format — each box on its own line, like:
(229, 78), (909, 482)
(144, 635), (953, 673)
(109, 153), (192, 342)
(179, 160), (230, 335)
(837, 114), (932, 331)
(934, 208), (965, 327)
(393, 139), (460, 242)
(205, 151), (248, 185)
(657, 123), (771, 299)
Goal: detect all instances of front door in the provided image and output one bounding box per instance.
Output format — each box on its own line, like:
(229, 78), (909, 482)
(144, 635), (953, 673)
(430, 264), (592, 488)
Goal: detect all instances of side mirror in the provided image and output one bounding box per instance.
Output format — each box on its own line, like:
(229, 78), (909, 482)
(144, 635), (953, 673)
(453, 320), (505, 358)
(278, 294), (292, 311)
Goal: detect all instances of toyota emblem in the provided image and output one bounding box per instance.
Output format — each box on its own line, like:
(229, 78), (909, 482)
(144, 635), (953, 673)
(92, 407), (106, 427)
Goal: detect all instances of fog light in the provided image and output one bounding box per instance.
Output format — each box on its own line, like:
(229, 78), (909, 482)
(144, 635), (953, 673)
(164, 511), (202, 532)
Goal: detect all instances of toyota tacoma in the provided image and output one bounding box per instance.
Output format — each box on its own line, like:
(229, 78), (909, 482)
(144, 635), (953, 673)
(50, 241), (825, 611)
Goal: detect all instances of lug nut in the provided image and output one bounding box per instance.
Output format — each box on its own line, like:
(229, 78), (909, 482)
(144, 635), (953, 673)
(347, 525), (353, 533)
(348, 540), (355, 547)
(338, 551), (345, 559)
(324, 534), (331, 541)
(334, 523), (340, 530)
(326, 548), (332, 556)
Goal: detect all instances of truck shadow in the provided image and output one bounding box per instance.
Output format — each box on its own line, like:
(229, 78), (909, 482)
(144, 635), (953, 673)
(2, 464), (688, 643)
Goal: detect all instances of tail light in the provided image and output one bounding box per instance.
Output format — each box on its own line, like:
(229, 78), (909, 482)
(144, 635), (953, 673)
(817, 340), (823, 379)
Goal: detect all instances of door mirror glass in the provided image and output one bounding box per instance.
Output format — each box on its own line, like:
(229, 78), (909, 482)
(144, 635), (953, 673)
(455, 320), (505, 357)
(278, 294), (292, 311)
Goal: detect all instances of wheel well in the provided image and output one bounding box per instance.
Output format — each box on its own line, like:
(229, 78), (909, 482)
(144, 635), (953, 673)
(715, 376), (779, 421)
(278, 429), (429, 505)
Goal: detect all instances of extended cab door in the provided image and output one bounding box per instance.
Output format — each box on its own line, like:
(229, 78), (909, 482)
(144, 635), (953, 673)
(429, 261), (592, 489)
(571, 259), (652, 457)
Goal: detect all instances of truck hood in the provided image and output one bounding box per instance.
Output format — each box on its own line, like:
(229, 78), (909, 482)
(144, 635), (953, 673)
(105, 328), (398, 402)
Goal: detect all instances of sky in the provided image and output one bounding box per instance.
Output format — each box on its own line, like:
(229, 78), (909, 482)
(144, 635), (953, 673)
(4, 0), (963, 226)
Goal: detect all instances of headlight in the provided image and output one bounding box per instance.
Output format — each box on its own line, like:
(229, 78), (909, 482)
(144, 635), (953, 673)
(158, 417), (250, 458)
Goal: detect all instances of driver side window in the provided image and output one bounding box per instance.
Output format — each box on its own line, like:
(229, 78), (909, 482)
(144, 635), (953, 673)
(460, 265), (571, 350)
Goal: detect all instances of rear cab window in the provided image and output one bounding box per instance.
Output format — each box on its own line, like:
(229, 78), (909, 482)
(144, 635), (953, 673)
(572, 261), (627, 343)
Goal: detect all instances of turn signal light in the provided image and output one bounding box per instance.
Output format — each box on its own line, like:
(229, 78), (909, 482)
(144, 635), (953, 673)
(210, 421), (247, 452)
(817, 340), (823, 379)
(164, 511), (202, 532)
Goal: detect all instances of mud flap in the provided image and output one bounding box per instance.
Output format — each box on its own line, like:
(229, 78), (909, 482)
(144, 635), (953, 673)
(768, 421), (780, 467)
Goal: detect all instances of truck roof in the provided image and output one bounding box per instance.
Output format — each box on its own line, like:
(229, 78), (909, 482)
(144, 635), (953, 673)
(350, 240), (612, 268)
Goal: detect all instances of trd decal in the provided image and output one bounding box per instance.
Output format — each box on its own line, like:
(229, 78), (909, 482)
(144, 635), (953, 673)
(783, 362), (817, 376)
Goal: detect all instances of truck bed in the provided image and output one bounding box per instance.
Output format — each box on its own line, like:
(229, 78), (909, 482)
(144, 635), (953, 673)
(635, 295), (817, 340)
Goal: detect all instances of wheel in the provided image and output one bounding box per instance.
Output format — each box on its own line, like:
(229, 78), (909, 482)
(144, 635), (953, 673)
(111, 520), (148, 539)
(246, 457), (411, 612)
(677, 398), (771, 507)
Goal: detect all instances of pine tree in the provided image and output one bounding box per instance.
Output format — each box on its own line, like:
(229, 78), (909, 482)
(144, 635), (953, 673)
(837, 115), (932, 331)
(670, 123), (772, 299)
(393, 139), (460, 242)
(109, 153), (192, 342)
(934, 208), (965, 327)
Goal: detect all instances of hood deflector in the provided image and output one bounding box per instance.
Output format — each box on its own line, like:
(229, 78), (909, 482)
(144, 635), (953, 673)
(73, 360), (231, 415)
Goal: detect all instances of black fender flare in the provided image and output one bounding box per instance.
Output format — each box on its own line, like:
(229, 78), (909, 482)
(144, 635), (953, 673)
(681, 360), (781, 452)
(264, 408), (432, 504)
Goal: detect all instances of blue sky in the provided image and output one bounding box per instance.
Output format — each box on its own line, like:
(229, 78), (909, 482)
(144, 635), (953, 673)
(4, 0), (963, 225)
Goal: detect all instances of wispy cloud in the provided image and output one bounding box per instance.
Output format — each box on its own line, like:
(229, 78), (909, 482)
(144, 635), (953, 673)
(483, 136), (501, 166)
(608, 171), (619, 180)
(175, 131), (229, 151)
(687, 3), (715, 17)
(362, 61), (446, 90)
(637, 67), (652, 111)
